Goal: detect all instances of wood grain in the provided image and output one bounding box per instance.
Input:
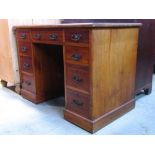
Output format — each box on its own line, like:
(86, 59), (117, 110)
(91, 28), (139, 119)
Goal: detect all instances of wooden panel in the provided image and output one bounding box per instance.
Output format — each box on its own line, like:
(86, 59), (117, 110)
(65, 46), (89, 65)
(0, 19), (14, 83)
(33, 44), (64, 100)
(91, 28), (139, 119)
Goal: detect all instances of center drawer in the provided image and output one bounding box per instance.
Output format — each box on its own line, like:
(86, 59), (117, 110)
(46, 30), (63, 43)
(66, 64), (90, 92)
(31, 30), (63, 43)
(31, 30), (46, 41)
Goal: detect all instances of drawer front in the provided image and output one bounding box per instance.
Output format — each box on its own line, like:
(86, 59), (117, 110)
(65, 46), (89, 65)
(16, 31), (30, 42)
(65, 29), (89, 44)
(66, 89), (90, 118)
(66, 64), (89, 92)
(18, 42), (32, 56)
(31, 30), (63, 43)
(31, 31), (46, 42)
(46, 30), (63, 43)
(21, 73), (35, 93)
(20, 56), (33, 73)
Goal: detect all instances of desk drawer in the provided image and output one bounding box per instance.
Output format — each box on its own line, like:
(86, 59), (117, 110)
(18, 42), (32, 56)
(65, 46), (89, 65)
(65, 29), (89, 44)
(20, 56), (33, 73)
(16, 30), (30, 42)
(66, 64), (90, 92)
(21, 73), (35, 93)
(46, 30), (63, 43)
(66, 89), (90, 118)
(31, 30), (63, 43)
(31, 31), (46, 42)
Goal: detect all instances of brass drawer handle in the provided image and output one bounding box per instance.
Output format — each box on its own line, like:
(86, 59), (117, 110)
(20, 33), (26, 39)
(71, 54), (81, 61)
(33, 33), (41, 40)
(49, 33), (57, 40)
(25, 81), (31, 86)
(23, 63), (30, 69)
(71, 34), (82, 41)
(72, 99), (83, 106)
(21, 46), (28, 52)
(72, 75), (83, 83)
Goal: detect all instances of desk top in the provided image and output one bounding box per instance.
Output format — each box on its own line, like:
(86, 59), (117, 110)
(13, 22), (142, 30)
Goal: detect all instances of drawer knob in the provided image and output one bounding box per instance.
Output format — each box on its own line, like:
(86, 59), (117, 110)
(23, 63), (30, 69)
(72, 99), (83, 106)
(71, 34), (82, 41)
(49, 33), (57, 40)
(25, 81), (31, 86)
(33, 33), (41, 40)
(21, 46), (28, 52)
(72, 75), (83, 83)
(71, 54), (81, 61)
(20, 33), (26, 39)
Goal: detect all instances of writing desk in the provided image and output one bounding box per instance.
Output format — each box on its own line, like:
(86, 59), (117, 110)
(14, 23), (141, 133)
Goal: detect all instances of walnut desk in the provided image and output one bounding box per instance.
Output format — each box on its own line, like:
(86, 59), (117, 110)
(14, 23), (141, 133)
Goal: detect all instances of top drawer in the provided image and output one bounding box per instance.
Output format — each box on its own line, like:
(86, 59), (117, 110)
(16, 30), (30, 42)
(31, 30), (46, 41)
(31, 30), (63, 44)
(65, 29), (89, 44)
(46, 30), (63, 43)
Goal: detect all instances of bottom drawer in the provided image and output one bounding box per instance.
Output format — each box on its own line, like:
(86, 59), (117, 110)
(21, 73), (35, 93)
(66, 89), (90, 118)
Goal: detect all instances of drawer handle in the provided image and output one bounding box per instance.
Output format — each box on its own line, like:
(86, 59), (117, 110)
(71, 34), (82, 41)
(23, 63), (30, 69)
(20, 33), (26, 39)
(71, 54), (81, 61)
(25, 81), (31, 86)
(72, 75), (83, 83)
(72, 99), (83, 106)
(21, 46), (28, 52)
(49, 33), (57, 40)
(33, 33), (41, 40)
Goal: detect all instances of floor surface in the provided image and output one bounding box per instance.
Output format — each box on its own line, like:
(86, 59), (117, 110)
(0, 75), (155, 135)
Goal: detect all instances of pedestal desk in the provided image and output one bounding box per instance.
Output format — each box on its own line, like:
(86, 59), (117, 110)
(14, 23), (141, 133)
